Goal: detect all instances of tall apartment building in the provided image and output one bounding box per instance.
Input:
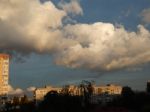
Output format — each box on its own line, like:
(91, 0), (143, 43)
(0, 54), (9, 95)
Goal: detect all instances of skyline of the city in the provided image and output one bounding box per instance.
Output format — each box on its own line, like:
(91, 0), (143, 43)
(0, 0), (150, 91)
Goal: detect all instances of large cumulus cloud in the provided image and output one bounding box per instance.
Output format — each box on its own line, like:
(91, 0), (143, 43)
(1, 0), (150, 71)
(0, 0), (73, 54)
(56, 23), (150, 71)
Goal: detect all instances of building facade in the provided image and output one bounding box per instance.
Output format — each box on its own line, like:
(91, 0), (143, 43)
(0, 54), (9, 95)
(94, 84), (122, 95)
(34, 84), (122, 101)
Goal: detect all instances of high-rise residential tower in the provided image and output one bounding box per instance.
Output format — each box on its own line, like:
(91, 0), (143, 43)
(0, 54), (9, 95)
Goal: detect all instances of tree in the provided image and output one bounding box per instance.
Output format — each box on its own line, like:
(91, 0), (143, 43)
(61, 85), (70, 95)
(121, 86), (135, 109)
(146, 81), (150, 93)
(79, 80), (94, 97)
(121, 86), (134, 98)
(13, 96), (20, 105)
(78, 80), (94, 109)
(20, 95), (28, 104)
(38, 91), (83, 112)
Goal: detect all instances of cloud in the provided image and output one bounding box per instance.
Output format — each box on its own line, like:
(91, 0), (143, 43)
(26, 86), (36, 92)
(1, 0), (150, 71)
(8, 85), (24, 95)
(8, 85), (36, 97)
(58, 0), (83, 16)
(141, 8), (150, 24)
(0, 0), (68, 55)
(55, 23), (150, 71)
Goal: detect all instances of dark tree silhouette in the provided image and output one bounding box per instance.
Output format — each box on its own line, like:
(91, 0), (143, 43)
(79, 80), (94, 98)
(146, 81), (150, 93)
(13, 96), (20, 105)
(78, 80), (95, 111)
(38, 90), (84, 112)
(121, 86), (134, 98)
(61, 85), (70, 95)
(20, 95), (28, 104)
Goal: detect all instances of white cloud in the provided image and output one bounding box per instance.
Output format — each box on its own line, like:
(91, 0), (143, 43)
(55, 23), (150, 71)
(8, 85), (24, 95)
(26, 86), (36, 92)
(58, 0), (83, 16)
(0, 0), (67, 54)
(141, 8), (150, 24)
(1, 0), (150, 71)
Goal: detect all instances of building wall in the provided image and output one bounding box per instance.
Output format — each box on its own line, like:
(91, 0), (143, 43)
(34, 84), (122, 101)
(94, 84), (122, 95)
(0, 54), (9, 95)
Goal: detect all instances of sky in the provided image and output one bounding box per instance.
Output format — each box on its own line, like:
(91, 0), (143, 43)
(0, 0), (150, 91)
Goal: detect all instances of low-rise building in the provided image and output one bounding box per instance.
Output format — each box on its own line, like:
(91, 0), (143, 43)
(34, 84), (122, 102)
(34, 86), (61, 101)
(94, 84), (122, 95)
